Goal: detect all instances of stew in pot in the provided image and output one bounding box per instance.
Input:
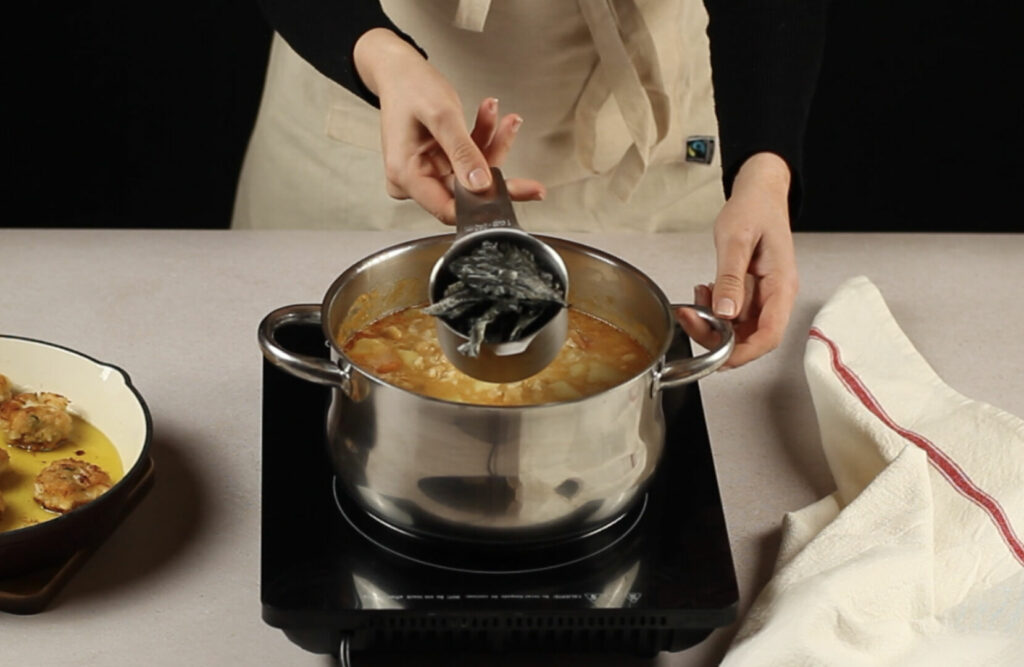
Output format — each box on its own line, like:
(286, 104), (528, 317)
(341, 306), (652, 406)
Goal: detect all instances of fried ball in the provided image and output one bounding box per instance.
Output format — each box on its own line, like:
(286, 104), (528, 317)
(0, 373), (12, 403)
(34, 458), (113, 513)
(0, 448), (9, 517)
(0, 392), (74, 451)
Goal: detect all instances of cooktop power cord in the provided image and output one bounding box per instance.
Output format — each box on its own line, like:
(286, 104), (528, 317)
(338, 633), (352, 666)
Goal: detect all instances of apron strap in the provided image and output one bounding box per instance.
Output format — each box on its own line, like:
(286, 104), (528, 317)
(575, 0), (671, 200)
(454, 0), (493, 32)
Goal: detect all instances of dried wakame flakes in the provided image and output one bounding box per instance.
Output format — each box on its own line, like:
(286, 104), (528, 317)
(423, 240), (566, 357)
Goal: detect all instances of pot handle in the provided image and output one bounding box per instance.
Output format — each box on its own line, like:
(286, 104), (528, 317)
(258, 304), (353, 393)
(653, 304), (735, 391)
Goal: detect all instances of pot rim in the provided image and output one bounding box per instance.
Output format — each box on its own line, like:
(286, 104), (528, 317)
(318, 233), (677, 410)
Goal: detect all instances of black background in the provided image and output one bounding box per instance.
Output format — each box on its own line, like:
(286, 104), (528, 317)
(798, 1), (1023, 232)
(7, 1), (1022, 232)
(9, 1), (271, 229)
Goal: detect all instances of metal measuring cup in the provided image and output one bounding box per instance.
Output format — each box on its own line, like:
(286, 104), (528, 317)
(427, 167), (569, 383)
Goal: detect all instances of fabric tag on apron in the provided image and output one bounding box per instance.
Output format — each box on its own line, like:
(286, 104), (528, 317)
(685, 136), (716, 164)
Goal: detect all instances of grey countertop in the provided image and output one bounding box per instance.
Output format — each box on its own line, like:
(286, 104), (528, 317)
(2, 229), (1022, 666)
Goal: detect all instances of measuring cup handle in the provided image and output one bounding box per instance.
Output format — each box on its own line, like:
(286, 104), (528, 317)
(453, 166), (521, 237)
(258, 304), (353, 392)
(653, 304), (735, 391)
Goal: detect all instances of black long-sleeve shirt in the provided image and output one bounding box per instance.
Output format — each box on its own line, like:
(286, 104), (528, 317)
(256, 0), (827, 214)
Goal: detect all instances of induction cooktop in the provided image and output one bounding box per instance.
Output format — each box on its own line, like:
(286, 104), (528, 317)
(260, 322), (737, 662)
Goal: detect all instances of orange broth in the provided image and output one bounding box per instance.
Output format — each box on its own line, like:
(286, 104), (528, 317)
(341, 307), (652, 405)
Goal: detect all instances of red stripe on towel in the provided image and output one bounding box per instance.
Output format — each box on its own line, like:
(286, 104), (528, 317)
(809, 327), (1024, 566)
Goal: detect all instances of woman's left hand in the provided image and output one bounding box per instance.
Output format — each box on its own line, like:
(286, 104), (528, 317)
(680, 152), (799, 368)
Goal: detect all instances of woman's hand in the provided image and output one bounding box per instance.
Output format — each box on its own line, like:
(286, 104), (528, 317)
(353, 28), (544, 223)
(678, 152), (799, 368)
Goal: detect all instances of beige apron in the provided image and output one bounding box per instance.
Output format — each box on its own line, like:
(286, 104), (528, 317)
(232, 0), (724, 232)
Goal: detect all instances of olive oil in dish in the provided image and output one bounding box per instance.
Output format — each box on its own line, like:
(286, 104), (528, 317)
(0, 417), (123, 532)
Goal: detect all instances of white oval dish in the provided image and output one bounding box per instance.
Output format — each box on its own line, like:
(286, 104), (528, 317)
(0, 335), (153, 579)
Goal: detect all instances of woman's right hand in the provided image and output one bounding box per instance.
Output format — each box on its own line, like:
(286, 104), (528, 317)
(353, 28), (545, 224)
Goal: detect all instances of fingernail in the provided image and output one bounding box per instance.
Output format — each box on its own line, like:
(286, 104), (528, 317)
(468, 167), (491, 190)
(511, 115), (523, 132)
(693, 286), (701, 303)
(487, 97), (499, 113)
(715, 297), (736, 318)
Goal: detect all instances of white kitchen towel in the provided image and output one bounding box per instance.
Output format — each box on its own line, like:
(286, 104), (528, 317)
(722, 275), (1024, 667)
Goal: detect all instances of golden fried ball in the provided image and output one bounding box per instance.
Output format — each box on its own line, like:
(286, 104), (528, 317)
(0, 373), (12, 403)
(0, 392), (74, 451)
(34, 458), (113, 513)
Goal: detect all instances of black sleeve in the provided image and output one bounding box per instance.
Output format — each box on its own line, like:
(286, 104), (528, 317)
(704, 0), (829, 217)
(256, 0), (425, 108)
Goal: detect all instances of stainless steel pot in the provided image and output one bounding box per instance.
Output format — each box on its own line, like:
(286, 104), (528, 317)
(258, 234), (733, 544)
